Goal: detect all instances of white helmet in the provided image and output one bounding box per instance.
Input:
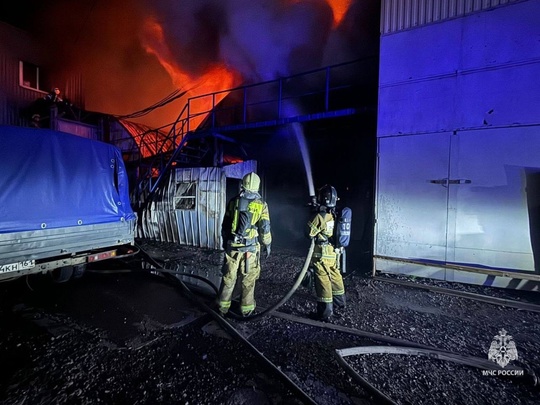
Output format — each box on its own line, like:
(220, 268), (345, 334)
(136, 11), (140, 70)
(242, 172), (260, 192)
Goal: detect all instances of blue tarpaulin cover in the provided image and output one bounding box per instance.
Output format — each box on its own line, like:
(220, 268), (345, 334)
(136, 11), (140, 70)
(0, 126), (136, 233)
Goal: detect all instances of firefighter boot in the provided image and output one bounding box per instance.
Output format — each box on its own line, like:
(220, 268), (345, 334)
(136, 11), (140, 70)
(333, 294), (346, 309)
(317, 302), (333, 321)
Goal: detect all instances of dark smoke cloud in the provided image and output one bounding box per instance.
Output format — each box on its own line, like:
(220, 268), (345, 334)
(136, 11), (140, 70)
(142, 0), (377, 83)
(24, 0), (379, 128)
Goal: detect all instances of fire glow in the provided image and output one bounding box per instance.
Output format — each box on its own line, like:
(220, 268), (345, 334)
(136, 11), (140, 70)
(141, 0), (351, 131)
(326, 0), (351, 26)
(142, 19), (242, 131)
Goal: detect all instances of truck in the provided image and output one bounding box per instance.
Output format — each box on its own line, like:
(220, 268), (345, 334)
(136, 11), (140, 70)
(0, 125), (137, 283)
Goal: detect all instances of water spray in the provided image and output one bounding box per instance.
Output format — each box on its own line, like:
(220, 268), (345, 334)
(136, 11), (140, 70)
(291, 122), (315, 198)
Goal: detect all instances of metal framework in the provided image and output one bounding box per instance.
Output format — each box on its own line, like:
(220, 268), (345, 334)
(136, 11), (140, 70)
(135, 58), (372, 205)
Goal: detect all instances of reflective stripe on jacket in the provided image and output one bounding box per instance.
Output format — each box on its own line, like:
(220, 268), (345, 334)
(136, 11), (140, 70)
(224, 191), (271, 248)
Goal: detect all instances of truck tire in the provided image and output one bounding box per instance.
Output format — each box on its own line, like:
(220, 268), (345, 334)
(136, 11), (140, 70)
(72, 264), (87, 280)
(51, 266), (74, 283)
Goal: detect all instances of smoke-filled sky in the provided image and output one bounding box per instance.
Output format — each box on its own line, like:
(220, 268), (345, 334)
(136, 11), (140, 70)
(1, 0), (380, 129)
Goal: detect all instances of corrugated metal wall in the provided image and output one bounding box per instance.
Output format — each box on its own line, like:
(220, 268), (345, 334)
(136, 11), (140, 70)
(139, 167), (226, 249)
(381, 0), (523, 34)
(139, 161), (259, 250)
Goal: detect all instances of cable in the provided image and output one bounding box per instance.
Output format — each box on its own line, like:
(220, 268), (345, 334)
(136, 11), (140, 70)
(113, 88), (188, 120)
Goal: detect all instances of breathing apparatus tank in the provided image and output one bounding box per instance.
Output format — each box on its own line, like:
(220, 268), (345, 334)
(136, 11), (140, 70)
(334, 206), (352, 249)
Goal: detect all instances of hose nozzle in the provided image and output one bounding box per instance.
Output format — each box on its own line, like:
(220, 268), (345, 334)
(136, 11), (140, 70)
(307, 195), (319, 212)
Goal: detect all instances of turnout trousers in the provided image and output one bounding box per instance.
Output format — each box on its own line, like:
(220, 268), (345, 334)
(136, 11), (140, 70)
(312, 244), (345, 320)
(218, 246), (261, 316)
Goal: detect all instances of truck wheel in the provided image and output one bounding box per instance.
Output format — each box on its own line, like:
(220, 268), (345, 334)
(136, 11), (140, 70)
(72, 264), (87, 280)
(51, 266), (74, 283)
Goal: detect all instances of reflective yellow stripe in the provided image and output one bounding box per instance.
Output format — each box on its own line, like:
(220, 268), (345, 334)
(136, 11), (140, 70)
(219, 301), (231, 310)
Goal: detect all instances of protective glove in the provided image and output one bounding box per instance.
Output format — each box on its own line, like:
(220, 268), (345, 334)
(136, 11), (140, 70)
(263, 244), (271, 259)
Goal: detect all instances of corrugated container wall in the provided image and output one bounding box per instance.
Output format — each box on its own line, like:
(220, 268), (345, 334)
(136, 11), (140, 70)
(381, 0), (522, 33)
(138, 161), (258, 250)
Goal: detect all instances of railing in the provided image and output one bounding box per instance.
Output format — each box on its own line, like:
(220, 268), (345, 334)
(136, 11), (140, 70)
(135, 58), (372, 205)
(185, 58), (368, 132)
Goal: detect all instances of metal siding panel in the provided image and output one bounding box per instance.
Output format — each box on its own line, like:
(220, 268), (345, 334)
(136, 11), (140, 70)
(163, 176), (176, 242)
(381, 0), (389, 34)
(410, 0), (419, 28)
(380, 0), (386, 33)
(448, 0), (457, 17)
(416, 0), (425, 25)
(472, 0), (483, 10)
(457, 0), (466, 15)
(425, 0), (434, 23)
(144, 163), (245, 248)
(404, 0), (411, 29)
(382, 0), (522, 34)
(390, 0), (398, 33)
(398, 0), (406, 30)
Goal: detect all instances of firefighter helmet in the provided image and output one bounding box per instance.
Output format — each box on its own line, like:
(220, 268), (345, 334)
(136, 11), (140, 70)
(317, 184), (337, 208)
(242, 172), (260, 192)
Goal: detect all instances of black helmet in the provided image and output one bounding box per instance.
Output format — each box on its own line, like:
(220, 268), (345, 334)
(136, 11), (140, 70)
(317, 184), (337, 208)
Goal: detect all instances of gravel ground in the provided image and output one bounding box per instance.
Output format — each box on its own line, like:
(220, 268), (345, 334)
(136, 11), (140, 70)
(1, 240), (540, 404)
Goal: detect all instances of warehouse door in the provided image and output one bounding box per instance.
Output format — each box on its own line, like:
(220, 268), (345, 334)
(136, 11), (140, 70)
(375, 127), (540, 280)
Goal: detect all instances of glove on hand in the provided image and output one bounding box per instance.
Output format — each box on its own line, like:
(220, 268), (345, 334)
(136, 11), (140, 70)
(263, 244), (271, 259)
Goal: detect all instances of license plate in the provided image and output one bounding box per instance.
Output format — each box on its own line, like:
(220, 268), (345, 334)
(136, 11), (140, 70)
(0, 260), (36, 274)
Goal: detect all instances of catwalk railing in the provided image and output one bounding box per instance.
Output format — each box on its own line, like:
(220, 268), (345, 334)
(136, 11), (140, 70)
(133, 57), (373, 206)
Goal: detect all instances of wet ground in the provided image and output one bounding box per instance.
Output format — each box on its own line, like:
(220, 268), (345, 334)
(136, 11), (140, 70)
(1, 241), (540, 404)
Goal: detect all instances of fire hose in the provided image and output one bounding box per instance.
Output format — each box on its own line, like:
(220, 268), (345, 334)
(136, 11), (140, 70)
(228, 238), (315, 321)
(132, 238), (315, 322)
(136, 241), (318, 405)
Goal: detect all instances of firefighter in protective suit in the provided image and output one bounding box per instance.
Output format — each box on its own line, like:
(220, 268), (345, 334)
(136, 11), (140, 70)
(306, 184), (346, 321)
(218, 172), (272, 317)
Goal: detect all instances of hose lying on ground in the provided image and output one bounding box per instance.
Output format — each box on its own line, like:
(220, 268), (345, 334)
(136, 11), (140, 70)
(228, 238), (315, 321)
(136, 241), (318, 405)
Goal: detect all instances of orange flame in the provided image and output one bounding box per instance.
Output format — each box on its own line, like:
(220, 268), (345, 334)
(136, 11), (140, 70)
(141, 0), (350, 134)
(142, 19), (241, 131)
(326, 0), (351, 26)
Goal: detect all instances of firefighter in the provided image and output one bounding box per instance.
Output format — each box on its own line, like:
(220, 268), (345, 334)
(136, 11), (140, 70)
(306, 184), (346, 321)
(218, 172), (272, 317)
(44, 87), (63, 103)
